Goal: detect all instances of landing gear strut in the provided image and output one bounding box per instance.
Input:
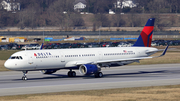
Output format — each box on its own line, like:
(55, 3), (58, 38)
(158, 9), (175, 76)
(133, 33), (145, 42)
(67, 70), (76, 77)
(22, 71), (28, 81)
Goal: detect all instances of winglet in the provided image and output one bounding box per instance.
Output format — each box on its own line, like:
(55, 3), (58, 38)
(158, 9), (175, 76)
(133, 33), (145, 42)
(160, 45), (169, 57)
(40, 43), (43, 50)
(154, 45), (169, 58)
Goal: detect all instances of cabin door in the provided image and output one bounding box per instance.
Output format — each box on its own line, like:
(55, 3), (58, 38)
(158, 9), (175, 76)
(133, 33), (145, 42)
(98, 51), (103, 60)
(60, 52), (65, 62)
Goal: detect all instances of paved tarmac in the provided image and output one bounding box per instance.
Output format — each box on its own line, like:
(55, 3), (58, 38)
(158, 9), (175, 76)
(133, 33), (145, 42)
(0, 64), (180, 96)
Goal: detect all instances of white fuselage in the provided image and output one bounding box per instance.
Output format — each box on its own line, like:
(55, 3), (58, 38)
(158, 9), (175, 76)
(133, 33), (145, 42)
(4, 47), (158, 71)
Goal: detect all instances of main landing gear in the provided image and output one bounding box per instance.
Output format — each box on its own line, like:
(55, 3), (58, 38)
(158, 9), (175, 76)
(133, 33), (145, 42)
(67, 70), (76, 77)
(22, 71), (28, 81)
(94, 67), (103, 78)
(94, 72), (103, 78)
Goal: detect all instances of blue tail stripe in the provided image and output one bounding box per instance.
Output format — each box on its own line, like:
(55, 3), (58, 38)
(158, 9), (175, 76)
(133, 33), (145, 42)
(147, 31), (153, 46)
(133, 36), (145, 47)
(145, 18), (155, 26)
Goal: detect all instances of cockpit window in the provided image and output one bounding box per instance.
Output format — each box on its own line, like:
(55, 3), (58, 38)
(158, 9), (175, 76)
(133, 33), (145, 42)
(9, 56), (23, 60)
(10, 56), (16, 59)
(19, 56), (23, 59)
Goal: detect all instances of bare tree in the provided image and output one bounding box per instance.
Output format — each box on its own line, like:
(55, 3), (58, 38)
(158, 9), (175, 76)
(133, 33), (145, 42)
(170, 15), (176, 26)
(86, 0), (116, 14)
(46, 0), (74, 28)
(71, 14), (85, 27)
(17, 9), (28, 28)
(151, 14), (170, 31)
(128, 13), (141, 27)
(0, 11), (9, 27)
(133, 0), (153, 13)
(95, 14), (110, 27)
(17, 8), (37, 29)
(166, 0), (179, 13)
(113, 14), (125, 27)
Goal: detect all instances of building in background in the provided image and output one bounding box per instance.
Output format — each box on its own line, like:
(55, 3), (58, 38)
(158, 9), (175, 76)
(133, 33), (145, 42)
(109, 9), (115, 14)
(0, 37), (25, 42)
(74, 0), (87, 12)
(0, 0), (20, 12)
(114, 0), (136, 9)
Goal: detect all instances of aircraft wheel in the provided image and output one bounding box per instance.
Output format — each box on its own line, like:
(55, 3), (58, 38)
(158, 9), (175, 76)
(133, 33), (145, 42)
(68, 71), (76, 77)
(22, 71), (28, 81)
(72, 71), (76, 77)
(22, 76), (27, 81)
(98, 72), (103, 78)
(95, 72), (103, 78)
(68, 71), (72, 77)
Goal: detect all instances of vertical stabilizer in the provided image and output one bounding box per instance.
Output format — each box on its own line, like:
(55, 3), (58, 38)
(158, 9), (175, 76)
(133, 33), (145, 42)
(40, 43), (43, 50)
(133, 18), (155, 47)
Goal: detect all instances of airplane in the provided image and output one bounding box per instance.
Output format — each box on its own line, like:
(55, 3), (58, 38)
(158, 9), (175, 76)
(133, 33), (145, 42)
(4, 18), (169, 81)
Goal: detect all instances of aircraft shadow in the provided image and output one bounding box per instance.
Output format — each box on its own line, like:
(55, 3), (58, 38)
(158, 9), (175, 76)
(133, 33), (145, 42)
(10, 69), (180, 81)
(102, 70), (168, 78)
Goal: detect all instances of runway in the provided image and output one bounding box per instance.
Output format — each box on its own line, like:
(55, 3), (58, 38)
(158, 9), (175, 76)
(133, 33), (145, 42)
(0, 64), (180, 96)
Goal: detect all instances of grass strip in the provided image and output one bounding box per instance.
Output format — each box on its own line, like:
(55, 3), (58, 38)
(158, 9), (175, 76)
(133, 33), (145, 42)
(0, 85), (180, 101)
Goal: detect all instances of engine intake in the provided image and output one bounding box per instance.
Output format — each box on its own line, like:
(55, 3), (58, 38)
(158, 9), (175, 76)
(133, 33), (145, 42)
(79, 64), (98, 75)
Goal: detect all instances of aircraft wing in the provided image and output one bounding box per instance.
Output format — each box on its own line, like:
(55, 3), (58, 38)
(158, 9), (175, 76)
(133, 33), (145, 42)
(75, 45), (169, 65)
(75, 56), (151, 66)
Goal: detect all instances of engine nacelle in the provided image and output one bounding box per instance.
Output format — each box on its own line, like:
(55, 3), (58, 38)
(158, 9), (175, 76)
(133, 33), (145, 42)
(79, 64), (98, 75)
(41, 69), (57, 74)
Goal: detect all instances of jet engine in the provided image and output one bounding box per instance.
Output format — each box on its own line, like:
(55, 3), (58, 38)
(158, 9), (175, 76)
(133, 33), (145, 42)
(79, 64), (98, 75)
(41, 69), (57, 74)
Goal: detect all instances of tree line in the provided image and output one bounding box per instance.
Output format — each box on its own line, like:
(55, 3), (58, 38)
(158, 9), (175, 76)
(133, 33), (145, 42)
(0, 0), (180, 29)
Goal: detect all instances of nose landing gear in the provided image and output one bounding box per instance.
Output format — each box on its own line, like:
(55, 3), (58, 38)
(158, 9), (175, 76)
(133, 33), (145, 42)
(22, 71), (28, 81)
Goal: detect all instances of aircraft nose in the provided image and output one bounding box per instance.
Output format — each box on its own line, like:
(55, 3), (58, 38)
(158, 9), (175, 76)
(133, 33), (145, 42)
(4, 60), (12, 70)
